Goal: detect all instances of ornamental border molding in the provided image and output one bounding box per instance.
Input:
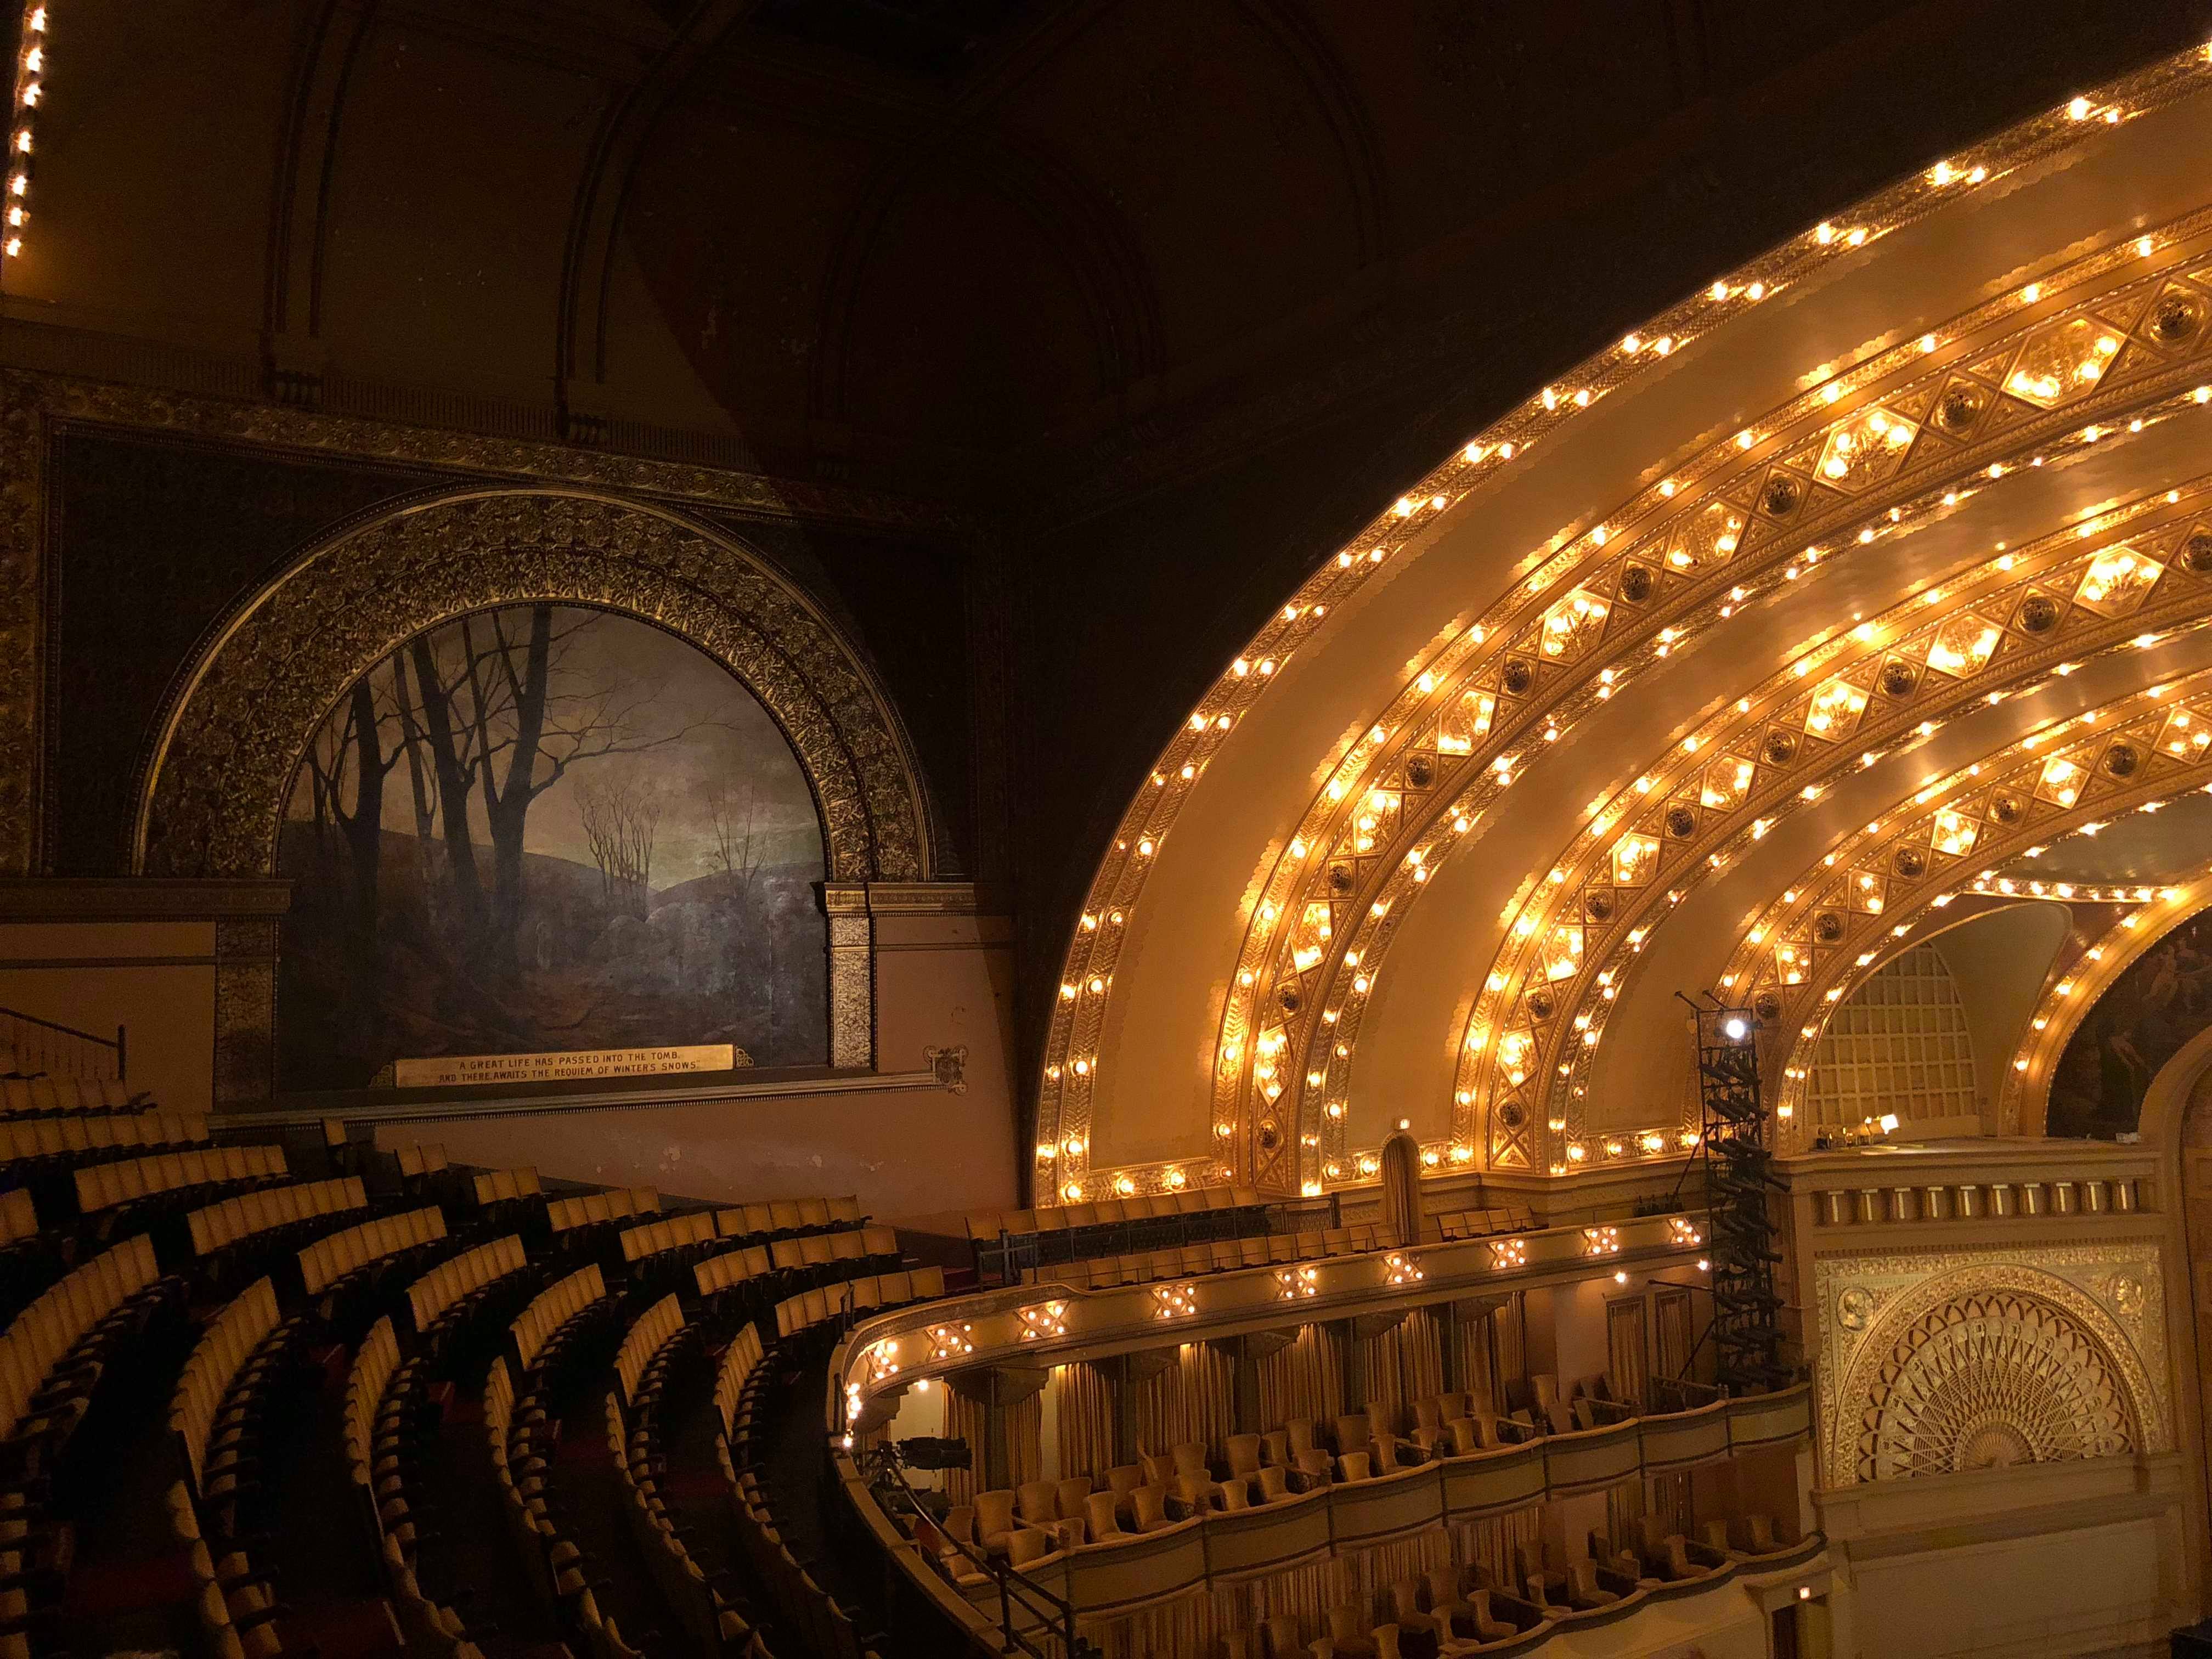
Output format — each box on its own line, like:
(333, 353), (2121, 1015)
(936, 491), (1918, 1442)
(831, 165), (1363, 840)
(0, 368), (954, 880)
(131, 486), (932, 885)
(1813, 1239), (2170, 1489)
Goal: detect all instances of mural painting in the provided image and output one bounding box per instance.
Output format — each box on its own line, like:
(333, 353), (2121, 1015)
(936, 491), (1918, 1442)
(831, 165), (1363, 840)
(2048, 906), (2212, 1138)
(276, 604), (828, 1092)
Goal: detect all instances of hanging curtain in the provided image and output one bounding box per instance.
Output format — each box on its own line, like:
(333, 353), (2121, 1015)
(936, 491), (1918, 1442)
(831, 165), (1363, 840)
(1080, 1590), (1211, 1659)
(1459, 1508), (1543, 1593)
(1135, 1343), (1235, 1462)
(1257, 1324), (1345, 1432)
(1007, 1388), (1045, 1489)
(1650, 1470), (1694, 1541)
(1380, 1130), (1423, 1245)
(1357, 1319), (1406, 1427)
(1606, 1296), (1650, 1409)
(1050, 1362), (1116, 1481)
(1398, 1307), (1446, 1408)
(1496, 1292), (1526, 1400)
(1655, 1288), (1696, 1385)
(1604, 1475), (1648, 1556)
(944, 1386), (988, 1507)
(1453, 1302), (1497, 1415)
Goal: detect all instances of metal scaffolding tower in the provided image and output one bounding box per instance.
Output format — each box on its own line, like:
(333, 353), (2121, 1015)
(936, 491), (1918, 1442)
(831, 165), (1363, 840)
(1689, 1002), (1790, 1393)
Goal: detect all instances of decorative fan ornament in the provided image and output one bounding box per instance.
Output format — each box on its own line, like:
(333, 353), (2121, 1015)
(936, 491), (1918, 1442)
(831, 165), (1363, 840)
(1860, 1291), (2132, 1482)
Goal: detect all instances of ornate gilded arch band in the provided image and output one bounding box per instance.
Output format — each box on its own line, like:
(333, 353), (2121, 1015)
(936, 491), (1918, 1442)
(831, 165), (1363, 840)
(133, 487), (932, 884)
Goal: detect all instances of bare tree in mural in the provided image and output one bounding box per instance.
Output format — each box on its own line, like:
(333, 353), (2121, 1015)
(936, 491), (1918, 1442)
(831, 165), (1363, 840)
(277, 604), (834, 1091)
(297, 672), (404, 1053)
(707, 781), (763, 897)
(579, 781), (664, 920)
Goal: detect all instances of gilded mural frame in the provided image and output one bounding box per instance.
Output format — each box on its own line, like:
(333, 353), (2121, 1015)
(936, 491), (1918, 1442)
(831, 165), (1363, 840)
(0, 368), (954, 1093)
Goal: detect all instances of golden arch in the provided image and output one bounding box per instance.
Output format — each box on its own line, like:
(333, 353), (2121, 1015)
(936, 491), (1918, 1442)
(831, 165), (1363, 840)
(133, 487), (935, 884)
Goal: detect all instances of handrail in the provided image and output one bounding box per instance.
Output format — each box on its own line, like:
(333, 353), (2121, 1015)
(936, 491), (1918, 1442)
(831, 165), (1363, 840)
(0, 1005), (125, 1080)
(862, 1444), (1096, 1659)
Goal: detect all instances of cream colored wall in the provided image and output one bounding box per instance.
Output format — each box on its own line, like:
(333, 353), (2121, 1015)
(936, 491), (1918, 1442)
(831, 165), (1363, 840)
(1788, 1137), (2197, 1656)
(0, 919), (214, 1113)
(1930, 904), (2070, 1133)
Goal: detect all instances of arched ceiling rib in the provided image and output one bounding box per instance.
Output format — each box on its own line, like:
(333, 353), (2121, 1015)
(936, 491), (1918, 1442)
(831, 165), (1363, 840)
(1039, 47), (2212, 1205)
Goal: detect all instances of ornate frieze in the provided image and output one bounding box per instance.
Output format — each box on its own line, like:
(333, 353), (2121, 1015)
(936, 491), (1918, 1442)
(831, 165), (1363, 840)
(1813, 1241), (2170, 1490)
(133, 488), (928, 885)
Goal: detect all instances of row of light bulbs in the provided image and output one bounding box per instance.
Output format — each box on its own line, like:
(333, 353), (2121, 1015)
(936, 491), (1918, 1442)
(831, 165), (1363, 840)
(1522, 478), (2212, 1133)
(1424, 310), (2212, 1157)
(1717, 646), (2212, 1007)
(4, 6), (46, 263)
(1249, 218), (2212, 1187)
(1760, 708), (2212, 1126)
(1042, 49), (2208, 1201)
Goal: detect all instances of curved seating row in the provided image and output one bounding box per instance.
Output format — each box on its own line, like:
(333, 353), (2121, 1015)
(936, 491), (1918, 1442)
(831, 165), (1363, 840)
(550, 1186), (662, 1262)
(171, 1277), (307, 1509)
(0, 1107), (208, 1171)
(771, 1267), (945, 1347)
(716, 1197), (864, 1243)
(511, 1262), (610, 1374)
(715, 1321), (882, 1659)
(300, 1204), (448, 1297)
(408, 1232), (529, 1338)
(188, 1175), (369, 1260)
(2, 1232), (177, 1448)
(605, 1298), (773, 1657)
(489, 1346), (647, 1659)
(74, 1143), (287, 1221)
(613, 1292), (684, 1408)
(0, 1076), (148, 1118)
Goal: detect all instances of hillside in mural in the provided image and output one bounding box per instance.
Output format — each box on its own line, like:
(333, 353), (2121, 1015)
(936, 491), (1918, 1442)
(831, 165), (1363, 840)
(2047, 907), (2212, 1138)
(275, 604), (829, 1092)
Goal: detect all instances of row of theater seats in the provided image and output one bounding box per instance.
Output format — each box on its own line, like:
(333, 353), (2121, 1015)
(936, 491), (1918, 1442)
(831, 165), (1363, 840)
(300, 1206), (448, 1301)
(713, 1323), (884, 1659)
(470, 1166), (867, 1247)
(1019, 1210), (1547, 1293)
(605, 1296), (772, 1657)
(965, 1186), (1276, 1281)
(167, 1271), (320, 1659)
(768, 1268), (946, 1346)
(0, 1042), (929, 1659)
(75, 1144), (290, 1230)
(0, 1076), (148, 1118)
(940, 1385), (1641, 1573)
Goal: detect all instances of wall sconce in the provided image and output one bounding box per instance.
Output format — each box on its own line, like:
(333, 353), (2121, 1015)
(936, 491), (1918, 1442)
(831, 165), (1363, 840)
(1667, 1217), (1702, 1248)
(1276, 1266), (1320, 1301)
(865, 1338), (903, 1384)
(1490, 1237), (1528, 1269)
(1583, 1226), (1622, 1256)
(927, 1323), (974, 1362)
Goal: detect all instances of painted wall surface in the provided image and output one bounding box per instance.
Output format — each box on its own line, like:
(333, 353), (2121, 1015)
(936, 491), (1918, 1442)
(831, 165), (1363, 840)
(2052, 905), (2212, 1138)
(0, 919), (215, 1113)
(1845, 1515), (2164, 1658)
(1929, 903), (2069, 1130)
(373, 911), (1018, 1232)
(276, 603), (830, 1091)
